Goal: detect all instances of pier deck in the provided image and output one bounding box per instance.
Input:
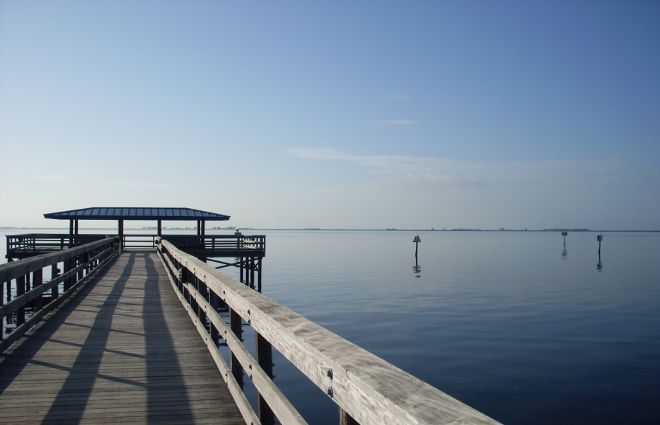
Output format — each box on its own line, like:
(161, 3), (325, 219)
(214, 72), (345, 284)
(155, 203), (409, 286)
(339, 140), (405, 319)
(0, 250), (244, 424)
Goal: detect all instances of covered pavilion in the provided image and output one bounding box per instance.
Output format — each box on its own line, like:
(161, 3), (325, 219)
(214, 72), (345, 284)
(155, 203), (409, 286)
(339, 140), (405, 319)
(43, 207), (231, 240)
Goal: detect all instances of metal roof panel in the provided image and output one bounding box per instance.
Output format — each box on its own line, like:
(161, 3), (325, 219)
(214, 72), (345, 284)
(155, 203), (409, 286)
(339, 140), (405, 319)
(44, 207), (230, 221)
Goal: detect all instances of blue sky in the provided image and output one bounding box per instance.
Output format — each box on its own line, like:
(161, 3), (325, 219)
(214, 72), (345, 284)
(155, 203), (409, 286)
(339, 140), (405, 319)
(1, 1), (659, 230)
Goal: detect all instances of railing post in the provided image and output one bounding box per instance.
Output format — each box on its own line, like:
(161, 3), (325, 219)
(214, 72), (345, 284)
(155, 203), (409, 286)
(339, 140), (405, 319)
(256, 332), (274, 425)
(250, 258), (256, 289)
(63, 258), (73, 291)
(51, 264), (60, 298)
(257, 258), (263, 293)
(1, 278), (4, 338)
(339, 408), (359, 425)
(4, 278), (10, 306)
(180, 267), (189, 297)
(197, 278), (208, 331)
(33, 269), (43, 311)
(16, 274), (26, 326)
(230, 308), (244, 389)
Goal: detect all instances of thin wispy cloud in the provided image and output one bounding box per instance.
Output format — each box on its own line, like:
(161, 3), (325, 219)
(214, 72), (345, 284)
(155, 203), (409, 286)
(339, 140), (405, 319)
(31, 174), (75, 182)
(373, 120), (420, 126)
(93, 179), (185, 191)
(289, 148), (626, 187)
(28, 174), (184, 190)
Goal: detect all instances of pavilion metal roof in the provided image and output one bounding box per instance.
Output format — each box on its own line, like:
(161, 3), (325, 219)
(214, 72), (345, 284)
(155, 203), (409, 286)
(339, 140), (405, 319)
(44, 207), (230, 221)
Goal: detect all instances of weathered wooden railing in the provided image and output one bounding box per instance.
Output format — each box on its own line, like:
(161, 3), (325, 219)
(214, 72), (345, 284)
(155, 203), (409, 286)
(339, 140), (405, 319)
(163, 234), (266, 256)
(6, 233), (108, 260)
(157, 239), (499, 425)
(0, 237), (119, 352)
(7, 233), (265, 259)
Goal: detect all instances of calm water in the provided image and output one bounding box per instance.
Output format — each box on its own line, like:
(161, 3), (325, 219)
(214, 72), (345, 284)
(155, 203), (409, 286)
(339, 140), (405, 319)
(3, 229), (659, 423)
(251, 230), (660, 424)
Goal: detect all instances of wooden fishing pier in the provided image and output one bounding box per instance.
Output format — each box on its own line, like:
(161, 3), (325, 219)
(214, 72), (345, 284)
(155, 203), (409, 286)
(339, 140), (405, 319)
(1, 208), (500, 424)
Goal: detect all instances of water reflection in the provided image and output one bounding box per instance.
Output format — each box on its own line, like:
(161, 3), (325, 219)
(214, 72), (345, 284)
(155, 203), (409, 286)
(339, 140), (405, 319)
(597, 234), (603, 271)
(561, 231), (568, 259)
(412, 263), (421, 277)
(413, 235), (422, 277)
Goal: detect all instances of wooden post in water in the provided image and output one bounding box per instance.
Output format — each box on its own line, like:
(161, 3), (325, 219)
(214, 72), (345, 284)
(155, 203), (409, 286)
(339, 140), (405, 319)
(257, 258), (263, 293)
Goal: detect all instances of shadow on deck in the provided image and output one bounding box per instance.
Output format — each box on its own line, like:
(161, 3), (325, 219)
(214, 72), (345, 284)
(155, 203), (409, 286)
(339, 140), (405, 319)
(0, 251), (244, 424)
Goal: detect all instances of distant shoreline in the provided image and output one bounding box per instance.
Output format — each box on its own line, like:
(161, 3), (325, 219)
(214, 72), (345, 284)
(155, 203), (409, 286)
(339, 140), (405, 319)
(1, 227), (659, 233)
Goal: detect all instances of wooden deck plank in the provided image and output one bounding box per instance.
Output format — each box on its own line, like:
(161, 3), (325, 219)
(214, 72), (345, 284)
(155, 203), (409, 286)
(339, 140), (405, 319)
(0, 250), (245, 424)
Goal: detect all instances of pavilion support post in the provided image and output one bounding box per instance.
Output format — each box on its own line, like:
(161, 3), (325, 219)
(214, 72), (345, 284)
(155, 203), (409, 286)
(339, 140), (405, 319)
(68, 220), (74, 247)
(157, 220), (162, 236)
(118, 220), (124, 249)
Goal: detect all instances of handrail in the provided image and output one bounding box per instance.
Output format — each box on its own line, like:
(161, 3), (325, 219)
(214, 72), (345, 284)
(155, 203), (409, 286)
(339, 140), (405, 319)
(157, 239), (500, 425)
(1, 237), (120, 352)
(7, 233), (265, 259)
(6, 234), (107, 257)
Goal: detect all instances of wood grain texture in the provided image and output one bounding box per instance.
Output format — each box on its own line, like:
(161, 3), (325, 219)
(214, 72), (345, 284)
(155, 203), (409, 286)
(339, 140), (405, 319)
(161, 241), (501, 425)
(0, 250), (244, 425)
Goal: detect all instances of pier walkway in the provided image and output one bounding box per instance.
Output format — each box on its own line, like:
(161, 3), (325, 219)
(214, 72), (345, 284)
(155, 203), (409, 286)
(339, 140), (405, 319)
(0, 250), (243, 424)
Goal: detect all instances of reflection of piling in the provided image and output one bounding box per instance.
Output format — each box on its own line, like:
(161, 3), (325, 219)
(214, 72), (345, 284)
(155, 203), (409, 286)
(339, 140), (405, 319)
(597, 234), (603, 270)
(561, 231), (568, 258)
(412, 235), (422, 277)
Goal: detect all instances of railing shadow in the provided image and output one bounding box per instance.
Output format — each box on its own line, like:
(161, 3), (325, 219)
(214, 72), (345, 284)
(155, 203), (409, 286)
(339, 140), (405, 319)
(1, 251), (199, 423)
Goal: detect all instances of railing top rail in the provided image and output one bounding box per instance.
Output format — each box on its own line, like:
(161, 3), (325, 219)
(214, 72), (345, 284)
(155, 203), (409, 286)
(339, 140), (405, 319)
(159, 240), (498, 425)
(6, 233), (109, 238)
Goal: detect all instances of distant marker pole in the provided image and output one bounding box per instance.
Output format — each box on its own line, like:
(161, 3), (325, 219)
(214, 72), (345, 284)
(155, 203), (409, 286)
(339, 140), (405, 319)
(413, 235), (421, 261)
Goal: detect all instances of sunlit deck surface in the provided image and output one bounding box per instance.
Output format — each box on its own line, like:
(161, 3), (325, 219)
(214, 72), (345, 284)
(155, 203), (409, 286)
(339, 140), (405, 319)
(0, 250), (244, 424)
